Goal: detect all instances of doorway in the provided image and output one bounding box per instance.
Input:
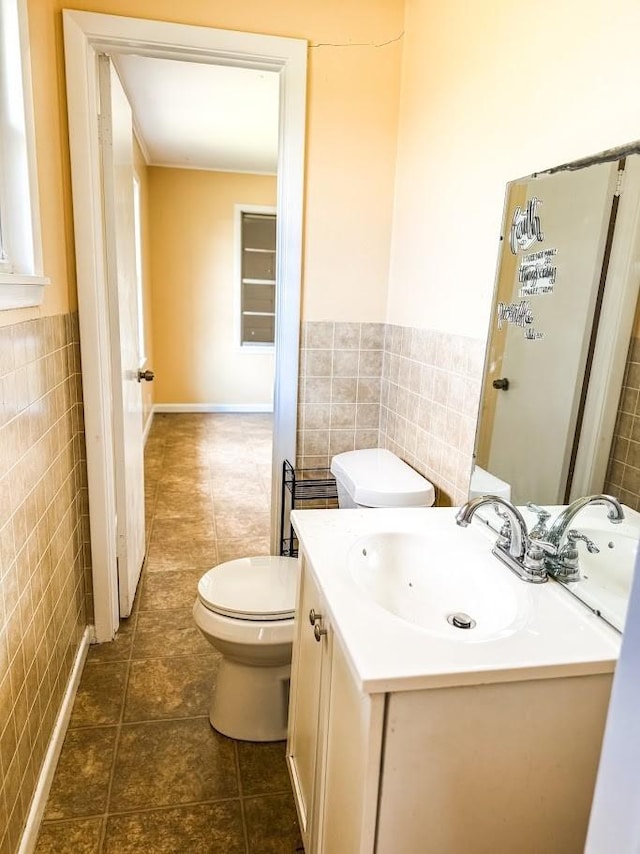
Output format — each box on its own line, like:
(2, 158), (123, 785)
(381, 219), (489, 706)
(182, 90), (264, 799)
(64, 11), (306, 641)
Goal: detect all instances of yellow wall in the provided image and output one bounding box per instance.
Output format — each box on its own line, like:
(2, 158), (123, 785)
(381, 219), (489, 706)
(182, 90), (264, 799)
(387, 0), (640, 339)
(149, 168), (276, 405)
(20, 0), (405, 330)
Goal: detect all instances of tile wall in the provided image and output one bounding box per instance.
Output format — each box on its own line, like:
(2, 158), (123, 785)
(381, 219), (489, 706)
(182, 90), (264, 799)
(380, 326), (484, 506)
(297, 322), (485, 507)
(297, 322), (385, 473)
(0, 314), (91, 853)
(604, 335), (640, 511)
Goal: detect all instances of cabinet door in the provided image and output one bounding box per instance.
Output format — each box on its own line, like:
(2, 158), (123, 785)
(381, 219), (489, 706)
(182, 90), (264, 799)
(286, 557), (332, 852)
(320, 640), (384, 854)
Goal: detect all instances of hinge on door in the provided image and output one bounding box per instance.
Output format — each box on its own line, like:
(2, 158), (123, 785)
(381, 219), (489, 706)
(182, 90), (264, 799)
(614, 168), (625, 197)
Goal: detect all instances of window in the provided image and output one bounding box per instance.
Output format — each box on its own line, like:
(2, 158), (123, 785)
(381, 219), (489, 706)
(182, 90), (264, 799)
(237, 206), (277, 347)
(0, 0), (47, 308)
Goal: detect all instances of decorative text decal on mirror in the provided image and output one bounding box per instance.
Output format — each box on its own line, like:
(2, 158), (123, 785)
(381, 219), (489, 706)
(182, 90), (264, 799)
(496, 300), (544, 340)
(518, 248), (557, 296)
(509, 198), (544, 254)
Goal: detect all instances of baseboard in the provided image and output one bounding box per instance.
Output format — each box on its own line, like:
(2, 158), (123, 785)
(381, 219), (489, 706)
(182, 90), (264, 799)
(18, 626), (92, 854)
(154, 403), (273, 413)
(142, 408), (154, 446)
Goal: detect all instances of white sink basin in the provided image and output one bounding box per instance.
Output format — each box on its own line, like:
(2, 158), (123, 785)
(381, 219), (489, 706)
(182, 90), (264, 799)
(348, 531), (531, 641)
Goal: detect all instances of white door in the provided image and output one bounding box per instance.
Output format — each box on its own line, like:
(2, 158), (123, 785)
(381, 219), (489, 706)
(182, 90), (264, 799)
(486, 162), (617, 505)
(98, 55), (147, 616)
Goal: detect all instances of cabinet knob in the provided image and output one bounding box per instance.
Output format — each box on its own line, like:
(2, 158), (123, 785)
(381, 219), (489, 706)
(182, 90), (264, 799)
(309, 609), (322, 626)
(314, 623), (327, 642)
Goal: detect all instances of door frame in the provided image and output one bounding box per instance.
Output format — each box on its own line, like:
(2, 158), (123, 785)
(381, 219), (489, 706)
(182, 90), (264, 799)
(63, 10), (307, 642)
(571, 155), (640, 499)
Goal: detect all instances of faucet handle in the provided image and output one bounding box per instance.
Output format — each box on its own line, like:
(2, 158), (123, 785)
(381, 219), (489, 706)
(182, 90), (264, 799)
(553, 529), (600, 582)
(565, 529), (600, 555)
(526, 503), (551, 540)
(491, 503), (512, 546)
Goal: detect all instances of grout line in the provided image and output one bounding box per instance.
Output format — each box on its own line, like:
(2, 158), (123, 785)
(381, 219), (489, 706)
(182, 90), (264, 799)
(234, 741), (251, 854)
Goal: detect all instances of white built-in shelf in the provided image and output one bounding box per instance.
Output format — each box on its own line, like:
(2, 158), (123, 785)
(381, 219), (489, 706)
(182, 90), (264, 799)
(243, 310), (276, 317)
(244, 247), (276, 254)
(242, 278), (276, 285)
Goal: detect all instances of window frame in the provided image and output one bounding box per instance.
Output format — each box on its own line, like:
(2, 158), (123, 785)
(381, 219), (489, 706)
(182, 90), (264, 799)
(0, 0), (49, 309)
(234, 203), (277, 351)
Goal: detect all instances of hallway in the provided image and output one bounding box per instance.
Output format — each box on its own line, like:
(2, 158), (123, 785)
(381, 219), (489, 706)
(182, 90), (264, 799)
(36, 414), (302, 853)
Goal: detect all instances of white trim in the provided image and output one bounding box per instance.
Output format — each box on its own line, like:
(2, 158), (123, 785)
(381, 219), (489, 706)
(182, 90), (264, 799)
(0, 278), (48, 308)
(155, 403), (273, 413)
(18, 627), (91, 854)
(149, 161), (277, 177)
(0, 0), (48, 308)
(142, 407), (154, 445)
(63, 11), (306, 639)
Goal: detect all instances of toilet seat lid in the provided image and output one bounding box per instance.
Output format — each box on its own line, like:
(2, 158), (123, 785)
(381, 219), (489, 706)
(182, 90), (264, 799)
(331, 448), (435, 507)
(198, 556), (298, 621)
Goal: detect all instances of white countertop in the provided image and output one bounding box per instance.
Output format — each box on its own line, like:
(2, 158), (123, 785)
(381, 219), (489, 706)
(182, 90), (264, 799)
(291, 507), (621, 694)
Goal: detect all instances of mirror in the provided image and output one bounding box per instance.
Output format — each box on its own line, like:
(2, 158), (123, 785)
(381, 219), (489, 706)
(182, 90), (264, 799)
(475, 144), (640, 631)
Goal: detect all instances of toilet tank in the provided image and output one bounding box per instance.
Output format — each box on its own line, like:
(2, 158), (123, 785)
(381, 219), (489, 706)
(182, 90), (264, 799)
(330, 449), (435, 508)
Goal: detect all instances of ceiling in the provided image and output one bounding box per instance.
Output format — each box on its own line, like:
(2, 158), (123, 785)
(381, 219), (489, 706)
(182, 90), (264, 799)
(114, 54), (280, 174)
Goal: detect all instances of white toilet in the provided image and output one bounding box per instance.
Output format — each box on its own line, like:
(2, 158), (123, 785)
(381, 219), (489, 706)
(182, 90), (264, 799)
(194, 450), (433, 743)
(330, 448), (436, 508)
(193, 555), (298, 742)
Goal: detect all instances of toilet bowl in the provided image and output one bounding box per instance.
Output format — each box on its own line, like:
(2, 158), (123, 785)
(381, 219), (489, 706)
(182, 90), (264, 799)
(331, 448), (436, 508)
(193, 555), (298, 742)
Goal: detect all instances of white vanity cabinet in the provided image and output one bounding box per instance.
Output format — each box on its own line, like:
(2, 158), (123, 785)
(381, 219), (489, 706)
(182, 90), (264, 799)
(287, 542), (615, 854)
(286, 554), (384, 854)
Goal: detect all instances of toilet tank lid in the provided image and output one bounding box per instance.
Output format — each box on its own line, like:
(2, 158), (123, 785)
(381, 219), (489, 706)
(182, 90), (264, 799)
(198, 556), (298, 621)
(330, 449), (435, 508)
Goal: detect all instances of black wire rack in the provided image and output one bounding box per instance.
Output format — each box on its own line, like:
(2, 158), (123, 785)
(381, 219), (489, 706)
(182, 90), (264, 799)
(280, 459), (338, 557)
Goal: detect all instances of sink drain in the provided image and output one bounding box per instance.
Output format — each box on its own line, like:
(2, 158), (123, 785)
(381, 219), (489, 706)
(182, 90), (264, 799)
(447, 612), (476, 630)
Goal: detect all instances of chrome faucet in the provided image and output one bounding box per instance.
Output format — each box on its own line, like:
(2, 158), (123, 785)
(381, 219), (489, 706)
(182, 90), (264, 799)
(544, 494), (624, 582)
(546, 494), (624, 546)
(456, 495), (555, 583)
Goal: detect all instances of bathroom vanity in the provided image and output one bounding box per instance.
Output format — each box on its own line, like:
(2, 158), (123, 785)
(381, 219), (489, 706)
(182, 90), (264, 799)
(286, 507), (620, 854)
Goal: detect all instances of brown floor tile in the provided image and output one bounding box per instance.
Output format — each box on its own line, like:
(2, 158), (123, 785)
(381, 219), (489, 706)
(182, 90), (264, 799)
(44, 727), (118, 820)
(215, 512), (270, 540)
(124, 655), (217, 722)
(217, 538), (270, 563)
(86, 617), (135, 663)
(132, 608), (212, 659)
(145, 538), (218, 571)
(38, 413), (296, 849)
(157, 480), (211, 498)
(212, 493), (269, 513)
(69, 661), (128, 728)
(149, 518), (215, 543)
(35, 817), (103, 853)
(244, 793), (303, 853)
(238, 741), (291, 796)
(103, 802), (246, 854)
(153, 492), (213, 519)
(139, 569), (203, 611)
(109, 718), (238, 812)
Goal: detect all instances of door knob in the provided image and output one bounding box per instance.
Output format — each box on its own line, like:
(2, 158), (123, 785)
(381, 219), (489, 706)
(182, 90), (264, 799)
(137, 369), (155, 382)
(492, 377), (509, 390)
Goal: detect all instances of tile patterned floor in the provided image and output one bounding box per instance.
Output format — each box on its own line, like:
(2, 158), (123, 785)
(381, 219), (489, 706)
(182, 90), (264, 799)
(36, 414), (303, 853)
